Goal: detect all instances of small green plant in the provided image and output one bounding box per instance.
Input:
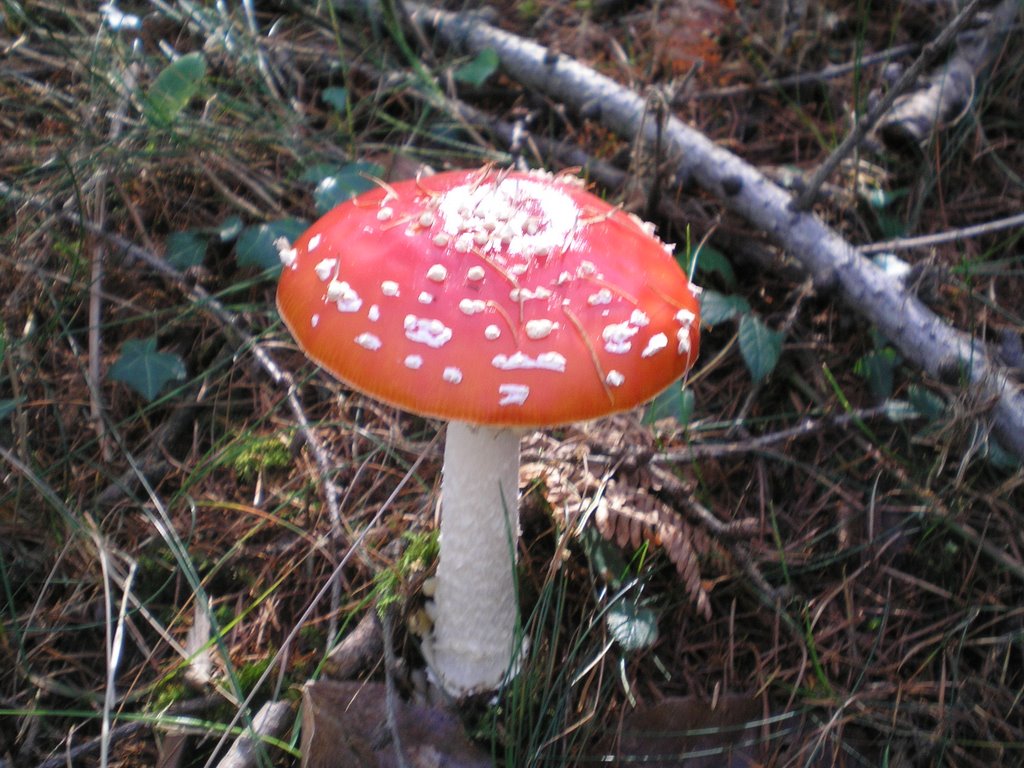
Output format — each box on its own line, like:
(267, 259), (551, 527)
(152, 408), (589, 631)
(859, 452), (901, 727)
(108, 337), (187, 401)
(231, 435), (291, 480)
(453, 48), (499, 87)
(144, 52), (207, 126)
(688, 244), (784, 384)
(854, 329), (900, 400)
(301, 161), (385, 214)
(371, 530), (439, 616)
(236, 655), (274, 696)
(234, 218), (308, 273)
(151, 676), (190, 711)
(516, 0), (542, 20)
(701, 289), (784, 383)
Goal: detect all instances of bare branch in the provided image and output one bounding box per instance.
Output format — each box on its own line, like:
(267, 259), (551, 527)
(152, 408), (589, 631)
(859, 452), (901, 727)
(792, 0), (985, 208)
(347, 1), (1024, 462)
(860, 210), (1024, 254)
(878, 0), (1020, 150)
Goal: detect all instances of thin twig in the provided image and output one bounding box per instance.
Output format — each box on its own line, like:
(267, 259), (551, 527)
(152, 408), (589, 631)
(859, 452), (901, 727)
(375, 0), (1024, 462)
(793, 0), (985, 210)
(240, 0), (284, 102)
(380, 607), (409, 768)
(87, 50), (137, 463)
(13, 696), (223, 768)
(659, 405), (918, 463)
(581, 405), (918, 470)
(202, 432), (440, 768)
(0, 179), (344, 551)
(859, 210), (1024, 254)
(690, 42), (919, 101)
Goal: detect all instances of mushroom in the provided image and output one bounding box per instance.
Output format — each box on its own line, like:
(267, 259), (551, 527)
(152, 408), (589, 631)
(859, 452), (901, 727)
(276, 167), (700, 697)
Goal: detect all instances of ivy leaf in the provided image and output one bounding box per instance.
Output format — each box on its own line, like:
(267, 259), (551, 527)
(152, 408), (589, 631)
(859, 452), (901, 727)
(738, 314), (783, 383)
(454, 48), (499, 86)
(109, 337), (186, 401)
(907, 385), (946, 421)
(692, 245), (736, 289)
(580, 528), (630, 590)
(855, 348), (898, 400)
(235, 218), (308, 273)
(144, 52), (206, 125)
(606, 598), (659, 652)
(978, 434), (1021, 472)
(312, 162), (385, 213)
(165, 231), (207, 269)
(700, 290), (749, 326)
(643, 384), (694, 426)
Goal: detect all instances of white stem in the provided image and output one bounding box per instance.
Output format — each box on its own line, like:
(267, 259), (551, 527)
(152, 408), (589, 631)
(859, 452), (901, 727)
(429, 421), (521, 696)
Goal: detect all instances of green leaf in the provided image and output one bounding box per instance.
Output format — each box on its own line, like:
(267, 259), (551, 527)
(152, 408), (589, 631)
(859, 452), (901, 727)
(109, 337), (186, 401)
(606, 598), (658, 652)
(700, 290), (749, 326)
(322, 86), (348, 111)
(580, 528), (630, 589)
(643, 384), (694, 426)
(862, 186), (908, 210)
(692, 246), (736, 289)
(165, 231), (207, 269)
(907, 385), (946, 421)
(738, 314), (783, 383)
(454, 48), (499, 86)
(298, 163), (343, 184)
(0, 398), (24, 420)
(313, 162), (385, 214)
(144, 52), (206, 125)
(854, 348), (897, 400)
(978, 433), (1021, 472)
(235, 218), (308, 272)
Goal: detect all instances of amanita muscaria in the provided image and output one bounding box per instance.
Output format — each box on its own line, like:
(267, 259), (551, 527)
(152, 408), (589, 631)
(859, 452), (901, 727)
(277, 166), (700, 696)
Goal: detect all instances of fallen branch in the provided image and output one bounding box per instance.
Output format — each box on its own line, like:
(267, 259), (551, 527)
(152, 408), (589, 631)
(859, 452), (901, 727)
(793, 0), (986, 208)
(859, 209), (1024, 255)
(878, 0), (1020, 150)
(343, 0), (1024, 462)
(690, 42), (920, 102)
(216, 700), (294, 768)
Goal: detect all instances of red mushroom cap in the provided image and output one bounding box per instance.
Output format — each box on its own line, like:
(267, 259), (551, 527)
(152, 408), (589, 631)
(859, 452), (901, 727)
(276, 167), (700, 427)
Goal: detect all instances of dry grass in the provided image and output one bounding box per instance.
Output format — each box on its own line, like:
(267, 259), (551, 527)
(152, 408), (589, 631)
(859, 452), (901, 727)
(1, 1), (1022, 766)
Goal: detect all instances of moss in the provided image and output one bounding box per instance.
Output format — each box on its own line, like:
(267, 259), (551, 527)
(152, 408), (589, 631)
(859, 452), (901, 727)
(231, 435), (291, 480)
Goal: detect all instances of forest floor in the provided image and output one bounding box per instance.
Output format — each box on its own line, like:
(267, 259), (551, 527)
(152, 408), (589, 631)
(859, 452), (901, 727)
(2, 1), (1023, 766)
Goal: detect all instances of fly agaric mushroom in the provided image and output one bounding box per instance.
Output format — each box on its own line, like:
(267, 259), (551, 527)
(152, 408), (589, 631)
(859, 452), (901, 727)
(276, 167), (700, 697)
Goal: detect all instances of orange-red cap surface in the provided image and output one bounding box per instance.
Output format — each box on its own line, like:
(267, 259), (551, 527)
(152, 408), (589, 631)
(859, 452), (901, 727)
(276, 167), (700, 427)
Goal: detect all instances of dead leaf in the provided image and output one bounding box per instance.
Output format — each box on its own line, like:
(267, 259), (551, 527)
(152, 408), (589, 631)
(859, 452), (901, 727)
(654, 0), (738, 77)
(608, 694), (762, 767)
(300, 680), (489, 768)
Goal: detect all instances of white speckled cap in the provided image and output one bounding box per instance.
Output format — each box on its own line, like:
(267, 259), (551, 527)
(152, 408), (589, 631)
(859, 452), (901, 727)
(276, 167), (700, 426)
